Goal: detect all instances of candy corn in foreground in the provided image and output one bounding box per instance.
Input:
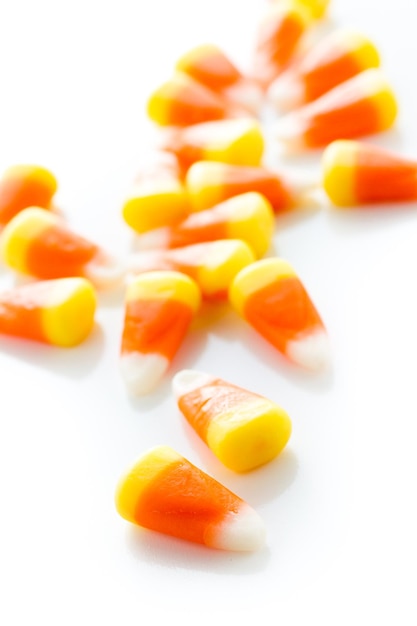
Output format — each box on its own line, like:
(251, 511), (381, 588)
(128, 239), (256, 301)
(0, 277), (96, 347)
(173, 369), (292, 472)
(122, 151), (190, 234)
(253, 2), (311, 88)
(185, 161), (298, 213)
(0, 207), (124, 290)
(136, 192), (274, 258)
(322, 140), (417, 207)
(120, 271), (200, 395)
(268, 29), (380, 112)
(175, 44), (263, 114)
(0, 164), (57, 229)
(159, 118), (265, 174)
(147, 73), (231, 127)
(115, 445), (266, 551)
(229, 258), (330, 370)
(273, 69), (398, 152)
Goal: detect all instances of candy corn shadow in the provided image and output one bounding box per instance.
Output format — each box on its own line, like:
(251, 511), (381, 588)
(125, 521), (271, 574)
(0, 323), (105, 380)
(324, 200), (417, 237)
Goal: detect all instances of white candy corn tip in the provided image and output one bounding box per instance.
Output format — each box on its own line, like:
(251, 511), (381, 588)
(267, 73), (304, 112)
(172, 369), (216, 400)
(85, 257), (126, 291)
(210, 503), (266, 552)
(120, 352), (169, 395)
(136, 228), (170, 251)
(273, 112), (308, 153)
(224, 80), (264, 114)
(286, 329), (331, 371)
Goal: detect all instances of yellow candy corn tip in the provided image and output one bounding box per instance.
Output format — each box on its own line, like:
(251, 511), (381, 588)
(291, 0), (330, 19)
(203, 119), (265, 166)
(321, 140), (359, 207)
(42, 277), (97, 347)
(197, 239), (256, 297)
(229, 258), (296, 317)
(122, 183), (189, 234)
(126, 270), (201, 313)
(224, 192), (275, 258)
(2, 164), (58, 194)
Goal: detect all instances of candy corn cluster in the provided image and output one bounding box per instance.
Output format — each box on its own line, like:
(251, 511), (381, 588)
(1, 0), (415, 553)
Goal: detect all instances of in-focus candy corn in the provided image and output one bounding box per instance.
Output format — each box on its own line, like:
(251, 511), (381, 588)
(0, 277), (96, 347)
(322, 140), (417, 207)
(0, 165), (57, 229)
(273, 69), (398, 152)
(122, 151), (190, 234)
(115, 445), (266, 551)
(185, 161), (297, 213)
(268, 29), (380, 112)
(129, 239), (256, 301)
(120, 271), (200, 395)
(173, 369), (292, 472)
(253, 2), (311, 88)
(136, 192), (274, 258)
(229, 258), (330, 370)
(0, 207), (124, 290)
(159, 118), (264, 174)
(175, 44), (263, 113)
(147, 73), (231, 127)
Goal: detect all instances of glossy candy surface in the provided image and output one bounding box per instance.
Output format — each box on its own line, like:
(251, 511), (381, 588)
(115, 445), (266, 551)
(173, 369), (292, 472)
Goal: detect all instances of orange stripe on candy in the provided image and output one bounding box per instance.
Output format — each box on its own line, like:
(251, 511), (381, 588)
(0, 293), (45, 342)
(167, 214), (228, 248)
(304, 54), (363, 103)
(355, 146), (417, 203)
(179, 49), (241, 90)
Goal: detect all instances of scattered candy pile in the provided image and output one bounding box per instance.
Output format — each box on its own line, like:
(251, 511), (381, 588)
(0, 0), (414, 552)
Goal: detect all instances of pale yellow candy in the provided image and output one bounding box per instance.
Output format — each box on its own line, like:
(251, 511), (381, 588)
(321, 140), (359, 207)
(126, 270), (201, 313)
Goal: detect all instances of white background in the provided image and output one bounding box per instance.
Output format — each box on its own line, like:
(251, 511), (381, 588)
(1, 0), (416, 623)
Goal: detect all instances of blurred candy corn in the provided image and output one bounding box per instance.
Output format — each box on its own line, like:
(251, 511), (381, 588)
(128, 239), (256, 301)
(229, 258), (330, 370)
(273, 69), (398, 151)
(0, 277), (96, 347)
(322, 140), (417, 207)
(268, 29), (380, 112)
(0, 165), (57, 229)
(115, 445), (266, 551)
(173, 369), (292, 472)
(136, 192), (275, 258)
(0, 207), (124, 290)
(120, 271), (200, 395)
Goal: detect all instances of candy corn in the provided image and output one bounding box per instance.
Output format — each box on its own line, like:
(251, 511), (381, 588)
(175, 44), (263, 113)
(229, 258), (330, 370)
(270, 0), (331, 20)
(136, 192), (274, 258)
(0, 165), (57, 229)
(273, 69), (398, 152)
(120, 271), (200, 395)
(129, 239), (256, 301)
(115, 445), (266, 551)
(253, 2), (311, 88)
(0, 277), (96, 347)
(322, 140), (417, 207)
(0, 207), (124, 290)
(147, 73), (231, 127)
(159, 118), (264, 174)
(122, 151), (190, 234)
(268, 29), (380, 112)
(173, 369), (292, 472)
(185, 161), (296, 213)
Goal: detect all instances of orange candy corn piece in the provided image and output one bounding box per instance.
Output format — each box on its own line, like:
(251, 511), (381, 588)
(120, 271), (200, 395)
(185, 161), (296, 213)
(175, 44), (263, 113)
(159, 119), (264, 174)
(253, 3), (311, 88)
(273, 69), (398, 151)
(147, 73), (229, 127)
(128, 239), (256, 301)
(0, 165), (57, 229)
(0, 277), (96, 347)
(115, 445), (266, 551)
(136, 192), (274, 258)
(322, 140), (417, 207)
(173, 369), (292, 472)
(122, 151), (190, 234)
(0, 207), (124, 290)
(268, 28), (380, 111)
(229, 258), (330, 370)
